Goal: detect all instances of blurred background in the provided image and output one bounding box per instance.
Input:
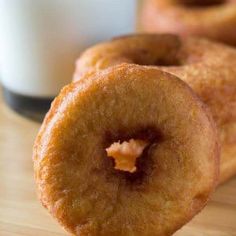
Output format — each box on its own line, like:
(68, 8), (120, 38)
(0, 0), (140, 121)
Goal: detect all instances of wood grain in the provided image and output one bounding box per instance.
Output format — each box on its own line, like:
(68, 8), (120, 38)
(0, 90), (236, 236)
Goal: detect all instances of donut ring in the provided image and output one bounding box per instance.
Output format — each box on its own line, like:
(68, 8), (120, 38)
(73, 34), (236, 183)
(141, 0), (236, 46)
(33, 64), (219, 235)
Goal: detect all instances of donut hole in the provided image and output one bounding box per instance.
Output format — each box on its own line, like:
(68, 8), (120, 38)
(106, 139), (149, 173)
(122, 145), (155, 187)
(154, 58), (182, 66)
(177, 0), (226, 7)
(135, 57), (182, 67)
(104, 127), (162, 186)
(130, 50), (182, 67)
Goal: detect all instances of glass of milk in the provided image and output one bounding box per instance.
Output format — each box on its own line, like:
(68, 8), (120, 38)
(0, 0), (136, 121)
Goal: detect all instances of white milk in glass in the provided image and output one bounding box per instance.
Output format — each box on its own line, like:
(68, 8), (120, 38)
(0, 0), (136, 120)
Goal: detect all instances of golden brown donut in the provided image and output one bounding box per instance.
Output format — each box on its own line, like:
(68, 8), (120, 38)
(33, 64), (219, 236)
(141, 0), (236, 46)
(73, 34), (181, 81)
(73, 34), (236, 183)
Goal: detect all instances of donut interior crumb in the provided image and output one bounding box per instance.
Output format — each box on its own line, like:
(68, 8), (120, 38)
(106, 139), (149, 173)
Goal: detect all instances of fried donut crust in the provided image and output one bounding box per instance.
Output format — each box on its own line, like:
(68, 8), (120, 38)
(34, 64), (219, 236)
(73, 34), (236, 183)
(141, 0), (236, 46)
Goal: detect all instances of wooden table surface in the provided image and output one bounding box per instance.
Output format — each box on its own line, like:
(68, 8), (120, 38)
(0, 90), (236, 236)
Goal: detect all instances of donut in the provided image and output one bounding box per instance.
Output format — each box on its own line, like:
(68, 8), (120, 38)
(33, 64), (219, 235)
(73, 34), (236, 183)
(141, 0), (236, 46)
(73, 34), (181, 80)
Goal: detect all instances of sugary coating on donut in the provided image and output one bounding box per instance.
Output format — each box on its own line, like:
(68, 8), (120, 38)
(73, 34), (236, 183)
(34, 64), (219, 235)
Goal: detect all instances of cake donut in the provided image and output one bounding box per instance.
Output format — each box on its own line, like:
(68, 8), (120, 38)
(33, 64), (219, 235)
(141, 0), (236, 46)
(73, 34), (236, 183)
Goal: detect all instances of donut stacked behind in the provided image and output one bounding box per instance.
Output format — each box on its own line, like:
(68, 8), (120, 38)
(73, 34), (236, 183)
(141, 0), (236, 46)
